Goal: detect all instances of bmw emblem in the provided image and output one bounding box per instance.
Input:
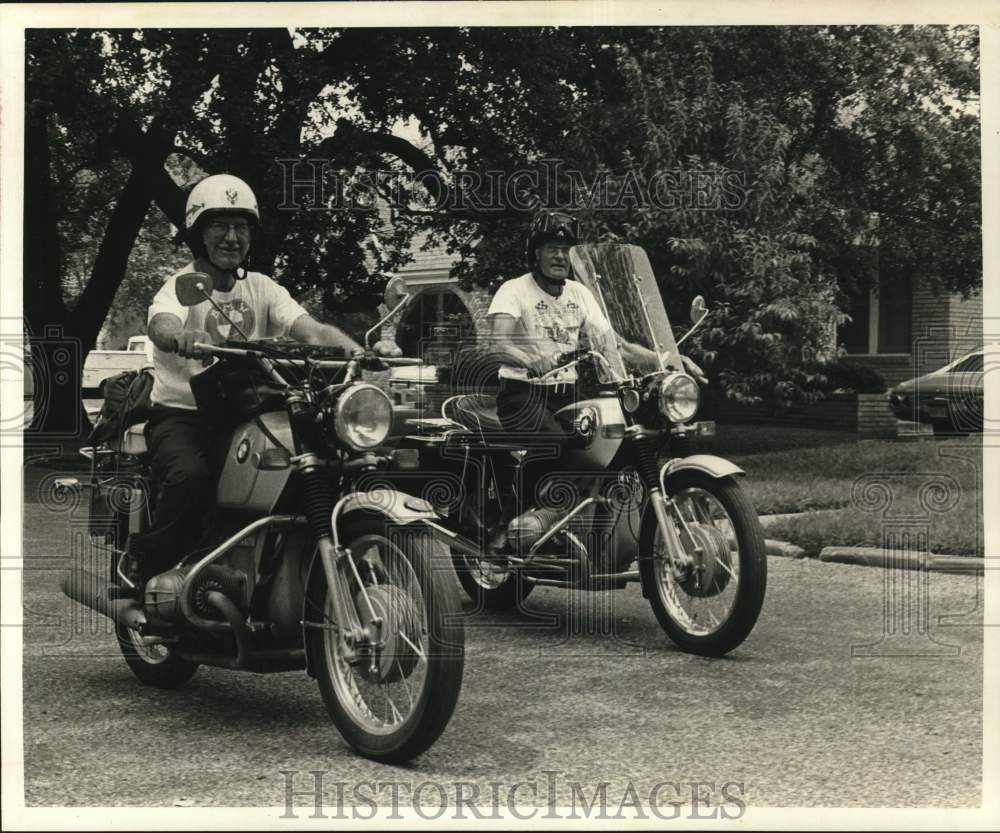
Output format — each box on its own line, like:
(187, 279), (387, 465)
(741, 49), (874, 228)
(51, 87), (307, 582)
(236, 437), (251, 463)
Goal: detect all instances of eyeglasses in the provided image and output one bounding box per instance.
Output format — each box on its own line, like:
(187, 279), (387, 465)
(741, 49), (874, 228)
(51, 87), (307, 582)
(540, 243), (571, 256)
(206, 220), (252, 238)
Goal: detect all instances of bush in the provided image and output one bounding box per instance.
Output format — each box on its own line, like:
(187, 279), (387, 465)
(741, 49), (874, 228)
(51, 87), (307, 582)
(815, 360), (887, 394)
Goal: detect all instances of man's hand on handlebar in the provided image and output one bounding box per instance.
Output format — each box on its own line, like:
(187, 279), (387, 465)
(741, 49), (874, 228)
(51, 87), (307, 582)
(173, 329), (214, 365)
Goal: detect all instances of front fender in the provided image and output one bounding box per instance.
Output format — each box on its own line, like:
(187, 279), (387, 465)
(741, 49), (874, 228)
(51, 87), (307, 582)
(302, 489), (442, 677)
(335, 488), (441, 529)
(660, 454), (745, 482)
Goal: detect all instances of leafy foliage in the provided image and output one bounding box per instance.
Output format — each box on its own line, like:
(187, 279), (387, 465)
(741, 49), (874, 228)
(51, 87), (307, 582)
(25, 25), (980, 430)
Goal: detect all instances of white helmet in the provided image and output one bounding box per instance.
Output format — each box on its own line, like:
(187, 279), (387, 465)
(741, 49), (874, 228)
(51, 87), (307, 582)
(184, 174), (260, 230)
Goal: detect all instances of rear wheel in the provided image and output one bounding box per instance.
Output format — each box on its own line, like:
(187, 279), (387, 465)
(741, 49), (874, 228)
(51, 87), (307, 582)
(309, 518), (464, 763)
(116, 622), (199, 689)
(108, 542), (198, 688)
(639, 472), (766, 657)
(453, 548), (534, 611)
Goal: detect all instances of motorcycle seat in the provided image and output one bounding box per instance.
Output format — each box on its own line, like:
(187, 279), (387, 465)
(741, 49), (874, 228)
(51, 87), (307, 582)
(443, 394), (503, 434)
(107, 422), (148, 456)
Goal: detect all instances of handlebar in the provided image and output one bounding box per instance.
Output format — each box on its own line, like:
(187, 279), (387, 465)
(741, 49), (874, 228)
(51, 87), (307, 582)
(192, 342), (424, 370)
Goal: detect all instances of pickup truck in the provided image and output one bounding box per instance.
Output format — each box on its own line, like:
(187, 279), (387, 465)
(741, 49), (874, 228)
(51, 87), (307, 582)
(82, 335), (152, 393)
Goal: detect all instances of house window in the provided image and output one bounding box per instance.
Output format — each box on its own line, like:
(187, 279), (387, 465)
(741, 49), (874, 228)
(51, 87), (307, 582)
(838, 277), (912, 355)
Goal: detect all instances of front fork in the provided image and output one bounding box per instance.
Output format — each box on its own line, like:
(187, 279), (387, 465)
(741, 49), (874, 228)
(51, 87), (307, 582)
(633, 430), (698, 570)
(647, 488), (698, 571)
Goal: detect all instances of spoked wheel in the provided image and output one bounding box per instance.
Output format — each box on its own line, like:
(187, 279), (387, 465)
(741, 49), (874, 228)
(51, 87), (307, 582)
(452, 544), (534, 611)
(116, 622), (199, 689)
(309, 517), (465, 763)
(451, 472), (534, 611)
(639, 472), (766, 657)
(108, 547), (198, 689)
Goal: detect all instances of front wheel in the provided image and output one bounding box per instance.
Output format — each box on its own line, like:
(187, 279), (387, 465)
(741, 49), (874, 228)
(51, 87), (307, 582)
(639, 472), (766, 657)
(309, 518), (465, 763)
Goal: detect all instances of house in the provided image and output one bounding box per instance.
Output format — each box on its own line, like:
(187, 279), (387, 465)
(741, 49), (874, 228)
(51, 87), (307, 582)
(837, 275), (984, 386)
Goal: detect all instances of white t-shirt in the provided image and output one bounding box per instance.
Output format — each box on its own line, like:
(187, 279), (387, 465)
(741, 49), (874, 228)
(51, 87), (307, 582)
(487, 273), (612, 384)
(147, 265), (308, 409)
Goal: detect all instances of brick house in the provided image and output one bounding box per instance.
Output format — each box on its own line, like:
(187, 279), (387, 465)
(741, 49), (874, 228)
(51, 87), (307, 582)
(838, 275), (984, 386)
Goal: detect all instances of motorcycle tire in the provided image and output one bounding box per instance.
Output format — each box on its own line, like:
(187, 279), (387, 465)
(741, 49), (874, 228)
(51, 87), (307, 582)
(309, 517), (465, 763)
(452, 552), (534, 611)
(109, 550), (199, 689)
(639, 472), (766, 657)
(116, 622), (200, 689)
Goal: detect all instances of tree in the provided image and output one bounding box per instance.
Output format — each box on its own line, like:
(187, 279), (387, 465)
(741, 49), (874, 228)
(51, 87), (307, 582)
(25, 25), (980, 431)
(24, 27), (623, 437)
(454, 26), (980, 405)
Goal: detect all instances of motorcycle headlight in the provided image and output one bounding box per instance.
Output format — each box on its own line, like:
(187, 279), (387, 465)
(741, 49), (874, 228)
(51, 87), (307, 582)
(332, 384), (393, 451)
(658, 372), (700, 423)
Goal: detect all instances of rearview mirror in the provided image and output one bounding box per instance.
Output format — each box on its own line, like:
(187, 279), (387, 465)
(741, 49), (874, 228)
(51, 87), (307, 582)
(366, 276), (413, 349)
(175, 272), (214, 307)
(384, 276), (410, 310)
(690, 295), (708, 323)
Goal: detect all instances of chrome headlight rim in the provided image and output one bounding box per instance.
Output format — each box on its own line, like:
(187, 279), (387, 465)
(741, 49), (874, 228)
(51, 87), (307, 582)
(658, 372), (700, 424)
(332, 383), (393, 451)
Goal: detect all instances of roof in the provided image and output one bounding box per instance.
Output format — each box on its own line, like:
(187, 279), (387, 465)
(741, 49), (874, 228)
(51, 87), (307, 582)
(394, 229), (460, 276)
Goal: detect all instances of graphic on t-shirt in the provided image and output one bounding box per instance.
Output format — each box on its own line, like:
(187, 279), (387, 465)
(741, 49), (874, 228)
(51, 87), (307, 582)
(205, 298), (255, 342)
(533, 301), (583, 346)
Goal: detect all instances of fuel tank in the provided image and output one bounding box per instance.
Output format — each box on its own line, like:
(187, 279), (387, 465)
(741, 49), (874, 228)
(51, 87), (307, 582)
(217, 411), (295, 512)
(554, 394), (627, 469)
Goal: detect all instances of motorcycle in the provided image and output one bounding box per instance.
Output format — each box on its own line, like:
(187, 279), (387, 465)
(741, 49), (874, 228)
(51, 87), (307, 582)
(56, 271), (465, 763)
(392, 243), (767, 657)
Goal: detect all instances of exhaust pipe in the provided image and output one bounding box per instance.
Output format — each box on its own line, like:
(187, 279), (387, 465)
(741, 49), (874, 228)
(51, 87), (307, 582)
(60, 568), (147, 631)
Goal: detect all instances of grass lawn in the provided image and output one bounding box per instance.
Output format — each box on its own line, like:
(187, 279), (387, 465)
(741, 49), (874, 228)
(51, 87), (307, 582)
(693, 424), (984, 558)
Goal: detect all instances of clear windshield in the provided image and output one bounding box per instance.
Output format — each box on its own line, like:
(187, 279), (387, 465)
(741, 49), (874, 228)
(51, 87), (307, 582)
(569, 243), (680, 383)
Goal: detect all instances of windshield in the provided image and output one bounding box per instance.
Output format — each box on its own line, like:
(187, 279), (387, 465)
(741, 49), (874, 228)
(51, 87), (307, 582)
(569, 243), (680, 382)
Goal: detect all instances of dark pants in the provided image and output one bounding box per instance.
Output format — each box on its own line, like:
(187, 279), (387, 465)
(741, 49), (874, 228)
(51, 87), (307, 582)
(495, 379), (576, 510)
(137, 406), (223, 574)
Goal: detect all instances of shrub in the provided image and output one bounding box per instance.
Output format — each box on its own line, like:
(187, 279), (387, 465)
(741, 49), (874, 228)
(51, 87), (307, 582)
(815, 360), (887, 394)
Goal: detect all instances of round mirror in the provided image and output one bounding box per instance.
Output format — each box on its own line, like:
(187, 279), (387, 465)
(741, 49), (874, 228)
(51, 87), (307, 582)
(690, 295), (708, 323)
(384, 276), (410, 309)
(175, 272), (214, 307)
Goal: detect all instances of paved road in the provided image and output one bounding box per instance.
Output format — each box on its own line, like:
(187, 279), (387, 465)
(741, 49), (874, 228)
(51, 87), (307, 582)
(17, 472), (984, 812)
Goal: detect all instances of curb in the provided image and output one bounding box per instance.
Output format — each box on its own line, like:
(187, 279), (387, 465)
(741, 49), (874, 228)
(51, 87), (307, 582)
(759, 511), (984, 574)
(765, 539), (806, 559)
(817, 546), (986, 574)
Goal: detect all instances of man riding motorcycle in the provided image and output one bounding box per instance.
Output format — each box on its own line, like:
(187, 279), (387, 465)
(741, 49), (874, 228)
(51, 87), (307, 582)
(128, 174), (362, 589)
(487, 210), (707, 551)
(487, 211), (629, 548)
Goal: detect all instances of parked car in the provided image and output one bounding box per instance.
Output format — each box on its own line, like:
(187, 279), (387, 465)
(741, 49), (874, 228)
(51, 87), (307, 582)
(83, 335), (152, 394)
(887, 347), (988, 435)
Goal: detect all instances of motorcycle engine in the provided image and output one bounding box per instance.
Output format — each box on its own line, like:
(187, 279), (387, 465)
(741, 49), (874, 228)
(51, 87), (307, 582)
(145, 564), (248, 622)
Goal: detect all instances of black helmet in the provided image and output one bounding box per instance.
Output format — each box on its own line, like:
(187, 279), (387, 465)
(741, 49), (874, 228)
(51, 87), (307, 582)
(525, 209), (579, 272)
